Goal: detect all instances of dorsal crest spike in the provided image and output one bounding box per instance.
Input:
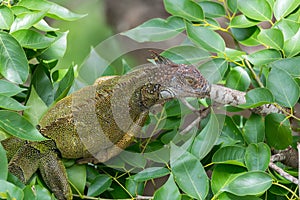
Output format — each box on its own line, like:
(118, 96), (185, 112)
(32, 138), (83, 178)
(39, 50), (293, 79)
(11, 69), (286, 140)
(149, 50), (177, 66)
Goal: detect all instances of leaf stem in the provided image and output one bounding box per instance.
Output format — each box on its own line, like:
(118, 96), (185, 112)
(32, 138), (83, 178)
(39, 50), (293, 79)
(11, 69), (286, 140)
(272, 182), (299, 199)
(244, 59), (264, 88)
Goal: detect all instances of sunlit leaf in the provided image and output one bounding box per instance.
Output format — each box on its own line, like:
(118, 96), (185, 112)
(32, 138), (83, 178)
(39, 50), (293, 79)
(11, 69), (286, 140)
(18, 0), (86, 21)
(221, 171), (272, 195)
(237, 0), (272, 21)
(12, 30), (55, 49)
(225, 67), (250, 91)
(245, 143), (270, 171)
(0, 31), (29, 84)
(186, 23), (225, 53)
(245, 49), (282, 66)
(121, 16), (184, 42)
(0, 95), (27, 111)
(163, 0), (204, 21)
(0, 110), (46, 141)
(274, 0), (300, 20)
(153, 174), (180, 200)
(257, 28), (284, 50)
(0, 5), (14, 30)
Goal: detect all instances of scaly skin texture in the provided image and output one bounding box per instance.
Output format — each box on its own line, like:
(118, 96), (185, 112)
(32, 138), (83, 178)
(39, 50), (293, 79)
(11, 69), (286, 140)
(1, 54), (211, 200)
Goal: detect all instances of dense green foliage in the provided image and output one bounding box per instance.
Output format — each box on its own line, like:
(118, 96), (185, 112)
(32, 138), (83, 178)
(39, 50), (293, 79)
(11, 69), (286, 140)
(0, 0), (299, 199)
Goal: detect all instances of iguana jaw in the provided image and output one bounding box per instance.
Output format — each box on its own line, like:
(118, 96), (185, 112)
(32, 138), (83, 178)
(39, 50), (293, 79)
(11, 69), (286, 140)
(159, 84), (211, 100)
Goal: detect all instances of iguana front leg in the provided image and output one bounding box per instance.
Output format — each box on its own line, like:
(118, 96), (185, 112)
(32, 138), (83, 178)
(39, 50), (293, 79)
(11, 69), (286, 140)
(6, 141), (72, 200)
(39, 151), (72, 200)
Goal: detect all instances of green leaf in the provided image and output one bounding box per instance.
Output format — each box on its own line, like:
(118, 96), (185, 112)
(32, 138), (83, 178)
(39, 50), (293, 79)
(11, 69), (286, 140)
(120, 151), (147, 169)
(153, 174), (180, 200)
(221, 171), (272, 195)
(170, 143), (209, 199)
(243, 114), (265, 144)
(283, 29), (300, 57)
(0, 5), (14, 30)
(54, 66), (74, 102)
(265, 113), (293, 149)
(23, 86), (48, 126)
(18, 0), (86, 21)
(0, 143), (7, 180)
(212, 146), (246, 166)
(198, 58), (228, 84)
(218, 116), (244, 146)
(0, 31), (29, 84)
(87, 174), (112, 197)
(11, 30), (55, 49)
(268, 56), (300, 77)
(121, 16), (184, 42)
(66, 164), (86, 194)
(245, 143), (270, 171)
(274, 0), (300, 20)
(163, 0), (204, 21)
(230, 15), (260, 28)
(186, 23), (225, 53)
(0, 94), (27, 111)
(257, 28), (284, 50)
(225, 67), (250, 91)
(0, 80), (25, 96)
(31, 65), (54, 106)
(161, 45), (210, 64)
(231, 26), (258, 41)
(10, 10), (47, 33)
(219, 48), (246, 61)
(237, 0), (272, 21)
(239, 88), (274, 109)
(266, 67), (300, 107)
(41, 31), (68, 60)
(125, 177), (144, 196)
(211, 164), (247, 195)
(34, 19), (59, 32)
(133, 167), (169, 182)
(227, 0), (238, 13)
(33, 185), (52, 200)
(245, 49), (282, 66)
(239, 29), (261, 46)
(191, 110), (220, 160)
(0, 110), (46, 141)
(197, 1), (225, 18)
(275, 19), (300, 40)
(0, 180), (24, 200)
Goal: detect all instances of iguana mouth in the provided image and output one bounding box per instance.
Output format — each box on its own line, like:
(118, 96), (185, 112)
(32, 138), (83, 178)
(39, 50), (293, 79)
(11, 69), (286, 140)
(159, 89), (175, 99)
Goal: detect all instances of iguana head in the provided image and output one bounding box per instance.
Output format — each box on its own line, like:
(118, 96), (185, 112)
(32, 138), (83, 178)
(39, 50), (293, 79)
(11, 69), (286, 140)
(149, 51), (211, 100)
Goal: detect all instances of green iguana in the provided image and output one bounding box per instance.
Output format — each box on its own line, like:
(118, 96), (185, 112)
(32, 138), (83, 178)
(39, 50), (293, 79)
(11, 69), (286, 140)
(1, 52), (211, 200)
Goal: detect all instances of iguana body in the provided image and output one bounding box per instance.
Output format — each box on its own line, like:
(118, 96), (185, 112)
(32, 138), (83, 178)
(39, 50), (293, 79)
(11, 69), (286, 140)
(1, 54), (210, 200)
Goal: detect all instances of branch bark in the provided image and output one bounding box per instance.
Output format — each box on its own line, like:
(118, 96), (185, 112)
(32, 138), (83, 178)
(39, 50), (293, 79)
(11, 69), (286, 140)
(210, 84), (284, 115)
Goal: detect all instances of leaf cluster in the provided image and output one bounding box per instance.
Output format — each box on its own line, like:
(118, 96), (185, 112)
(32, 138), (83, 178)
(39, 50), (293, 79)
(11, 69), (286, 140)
(0, 0), (300, 199)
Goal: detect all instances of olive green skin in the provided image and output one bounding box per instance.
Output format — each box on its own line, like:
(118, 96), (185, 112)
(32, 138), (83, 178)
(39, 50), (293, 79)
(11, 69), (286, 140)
(2, 55), (211, 200)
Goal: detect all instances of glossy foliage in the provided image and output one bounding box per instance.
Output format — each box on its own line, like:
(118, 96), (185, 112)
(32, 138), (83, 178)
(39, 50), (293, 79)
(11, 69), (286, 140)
(0, 0), (299, 199)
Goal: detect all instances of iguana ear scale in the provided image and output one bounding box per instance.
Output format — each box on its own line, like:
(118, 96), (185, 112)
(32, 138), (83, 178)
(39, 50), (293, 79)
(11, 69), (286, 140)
(149, 50), (177, 66)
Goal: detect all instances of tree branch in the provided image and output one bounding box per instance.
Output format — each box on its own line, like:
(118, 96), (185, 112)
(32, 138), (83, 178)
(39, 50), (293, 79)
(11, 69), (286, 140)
(210, 84), (284, 115)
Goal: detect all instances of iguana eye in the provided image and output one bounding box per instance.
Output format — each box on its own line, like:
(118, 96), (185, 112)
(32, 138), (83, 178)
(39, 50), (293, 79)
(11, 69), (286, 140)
(185, 77), (197, 86)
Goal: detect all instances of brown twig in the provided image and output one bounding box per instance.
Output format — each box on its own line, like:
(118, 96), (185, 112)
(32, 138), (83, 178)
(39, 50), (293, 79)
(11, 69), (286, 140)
(269, 161), (298, 185)
(210, 84), (285, 116)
